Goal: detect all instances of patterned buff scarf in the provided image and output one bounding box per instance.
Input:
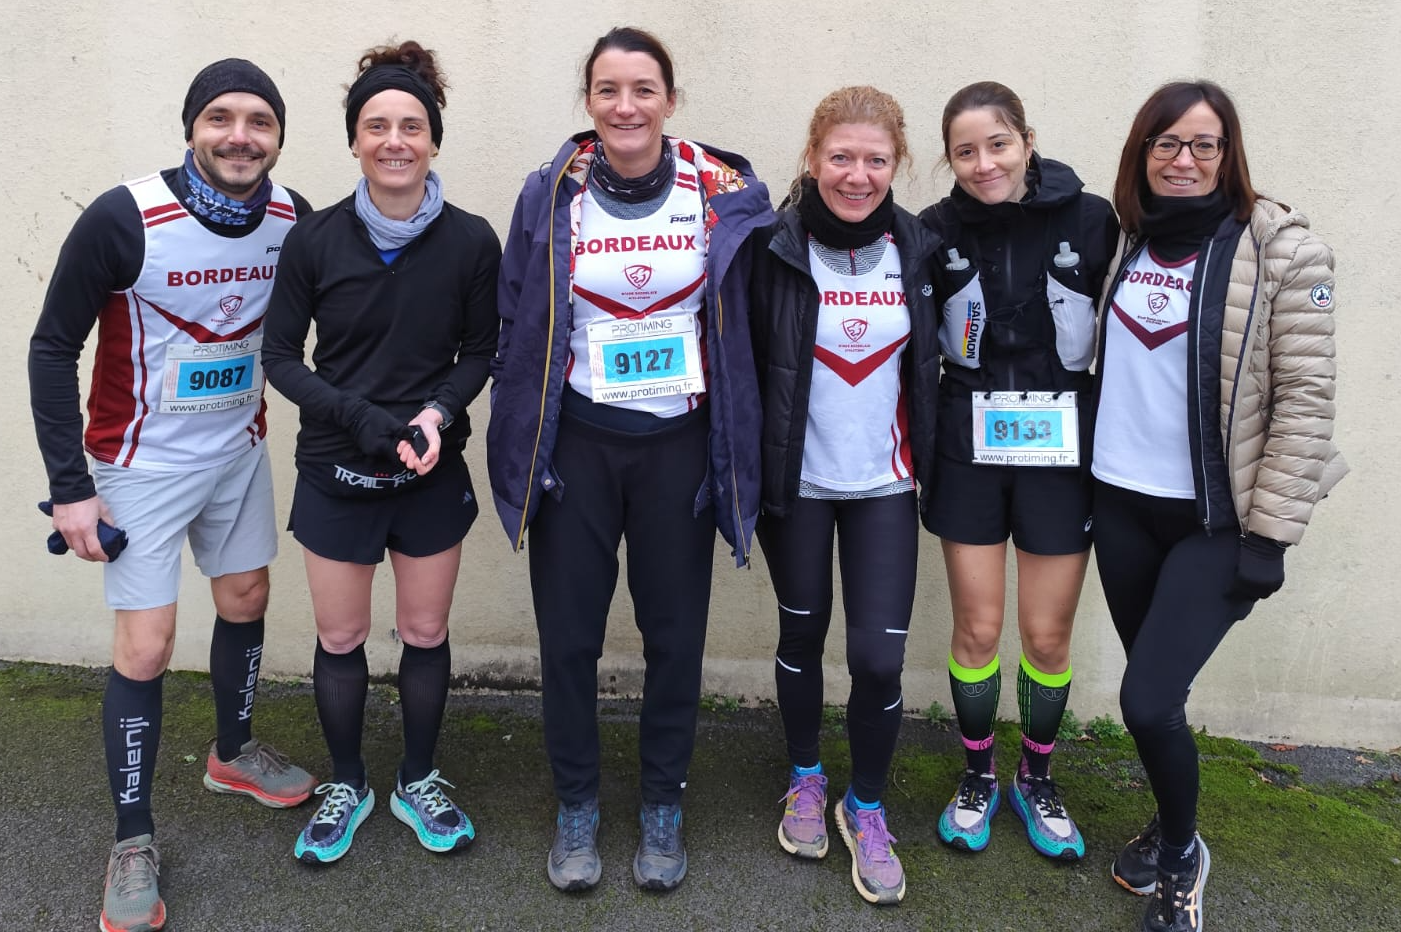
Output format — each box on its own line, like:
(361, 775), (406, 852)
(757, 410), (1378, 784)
(179, 149), (273, 226)
(354, 170), (445, 250)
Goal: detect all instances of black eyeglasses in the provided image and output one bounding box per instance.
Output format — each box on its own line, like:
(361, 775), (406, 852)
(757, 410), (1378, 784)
(1145, 135), (1227, 161)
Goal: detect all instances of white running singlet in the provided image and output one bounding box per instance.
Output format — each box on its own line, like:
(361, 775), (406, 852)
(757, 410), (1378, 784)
(567, 173), (707, 417)
(802, 235), (912, 491)
(1093, 247), (1197, 498)
(85, 173), (297, 471)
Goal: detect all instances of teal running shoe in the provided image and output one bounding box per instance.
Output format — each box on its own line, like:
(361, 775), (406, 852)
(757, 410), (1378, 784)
(390, 768), (475, 853)
(1008, 766), (1085, 860)
(937, 769), (999, 852)
(294, 782), (375, 864)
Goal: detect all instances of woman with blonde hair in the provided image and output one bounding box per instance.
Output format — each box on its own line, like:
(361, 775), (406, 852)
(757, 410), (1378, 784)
(751, 85), (941, 905)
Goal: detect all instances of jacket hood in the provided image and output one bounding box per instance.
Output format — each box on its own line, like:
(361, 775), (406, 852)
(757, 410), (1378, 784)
(1250, 196), (1309, 246)
(926, 153), (1085, 228)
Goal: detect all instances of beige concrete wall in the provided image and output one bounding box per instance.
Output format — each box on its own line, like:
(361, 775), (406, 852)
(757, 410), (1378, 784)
(3, 2), (1397, 747)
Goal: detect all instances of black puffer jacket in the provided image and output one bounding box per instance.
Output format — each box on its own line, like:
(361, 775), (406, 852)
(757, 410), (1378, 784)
(750, 204), (943, 518)
(919, 155), (1117, 461)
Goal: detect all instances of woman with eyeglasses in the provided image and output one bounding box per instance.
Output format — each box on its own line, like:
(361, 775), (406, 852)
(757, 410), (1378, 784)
(1094, 81), (1345, 932)
(919, 82), (1116, 862)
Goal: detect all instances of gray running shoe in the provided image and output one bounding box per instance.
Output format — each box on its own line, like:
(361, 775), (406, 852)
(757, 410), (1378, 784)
(100, 834), (165, 932)
(1114, 812), (1162, 895)
(204, 738), (315, 808)
(633, 802), (687, 890)
(548, 798), (602, 891)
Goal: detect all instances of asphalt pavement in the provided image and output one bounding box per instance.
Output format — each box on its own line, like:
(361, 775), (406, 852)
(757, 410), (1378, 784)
(1, 664), (1397, 932)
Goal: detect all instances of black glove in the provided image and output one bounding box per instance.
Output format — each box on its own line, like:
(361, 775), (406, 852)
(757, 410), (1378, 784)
(1230, 532), (1287, 601)
(349, 403), (414, 461)
(37, 500), (129, 561)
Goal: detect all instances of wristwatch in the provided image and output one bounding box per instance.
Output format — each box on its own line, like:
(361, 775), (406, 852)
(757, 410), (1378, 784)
(422, 400), (454, 431)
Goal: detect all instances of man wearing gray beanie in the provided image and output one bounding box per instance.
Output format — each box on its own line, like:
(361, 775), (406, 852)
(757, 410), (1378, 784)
(28, 58), (313, 932)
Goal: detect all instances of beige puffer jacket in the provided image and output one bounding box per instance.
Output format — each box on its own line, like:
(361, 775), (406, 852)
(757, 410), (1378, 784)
(1101, 198), (1346, 544)
(1219, 198), (1346, 544)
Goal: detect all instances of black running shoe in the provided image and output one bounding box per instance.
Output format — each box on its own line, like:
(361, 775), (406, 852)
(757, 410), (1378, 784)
(1113, 812), (1161, 895)
(1142, 835), (1210, 932)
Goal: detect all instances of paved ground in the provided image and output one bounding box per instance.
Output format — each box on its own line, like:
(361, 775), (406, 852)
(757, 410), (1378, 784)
(1, 663), (1398, 931)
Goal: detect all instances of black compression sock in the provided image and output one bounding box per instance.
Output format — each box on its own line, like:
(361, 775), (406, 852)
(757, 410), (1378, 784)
(104, 669), (163, 841)
(210, 615), (264, 761)
(313, 640), (368, 787)
(398, 639), (451, 786)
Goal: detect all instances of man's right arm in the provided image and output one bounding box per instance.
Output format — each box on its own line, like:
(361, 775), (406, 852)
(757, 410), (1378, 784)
(28, 186), (142, 557)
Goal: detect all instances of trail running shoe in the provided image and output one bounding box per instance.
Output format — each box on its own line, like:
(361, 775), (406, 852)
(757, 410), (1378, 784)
(778, 771), (829, 859)
(938, 769), (999, 852)
(1114, 812), (1162, 895)
(1143, 836), (1210, 932)
(548, 798), (602, 891)
(633, 802), (687, 890)
(1008, 766), (1085, 860)
(100, 834), (165, 932)
(390, 769), (475, 853)
(204, 738), (315, 808)
(834, 790), (905, 905)
(294, 782), (375, 864)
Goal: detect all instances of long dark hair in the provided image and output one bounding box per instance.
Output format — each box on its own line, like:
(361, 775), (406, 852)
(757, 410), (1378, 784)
(1114, 80), (1256, 234)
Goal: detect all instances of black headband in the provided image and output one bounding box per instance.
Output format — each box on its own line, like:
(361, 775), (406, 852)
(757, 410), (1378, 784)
(345, 65), (443, 147)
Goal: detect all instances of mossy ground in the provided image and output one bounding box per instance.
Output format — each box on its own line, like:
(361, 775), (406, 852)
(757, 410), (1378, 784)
(1, 662), (1397, 931)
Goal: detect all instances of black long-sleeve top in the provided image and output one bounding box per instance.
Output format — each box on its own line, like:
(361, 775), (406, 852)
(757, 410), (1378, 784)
(261, 194), (502, 469)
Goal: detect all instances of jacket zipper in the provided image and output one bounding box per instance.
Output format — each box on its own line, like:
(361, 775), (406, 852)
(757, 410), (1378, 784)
(715, 288), (749, 567)
(515, 157), (575, 551)
(1192, 238), (1216, 534)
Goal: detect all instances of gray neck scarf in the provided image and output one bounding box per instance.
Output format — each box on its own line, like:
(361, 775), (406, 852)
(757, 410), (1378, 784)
(354, 170), (444, 250)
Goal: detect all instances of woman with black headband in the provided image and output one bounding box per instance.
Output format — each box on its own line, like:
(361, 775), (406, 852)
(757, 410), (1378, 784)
(486, 26), (771, 892)
(262, 40), (500, 864)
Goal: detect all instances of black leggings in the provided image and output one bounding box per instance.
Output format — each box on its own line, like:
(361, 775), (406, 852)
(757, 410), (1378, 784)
(758, 492), (917, 802)
(1093, 480), (1252, 848)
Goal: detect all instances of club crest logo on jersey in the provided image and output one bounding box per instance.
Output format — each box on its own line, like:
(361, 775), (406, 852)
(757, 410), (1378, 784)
(624, 265), (653, 289)
(214, 295), (244, 327)
(842, 318), (868, 342)
(1310, 282), (1333, 308)
(1147, 292), (1169, 314)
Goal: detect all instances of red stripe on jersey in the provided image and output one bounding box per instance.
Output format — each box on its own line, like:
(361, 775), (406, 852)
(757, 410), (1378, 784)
(142, 292), (264, 343)
(812, 334), (909, 388)
(889, 385), (912, 479)
(267, 206), (297, 221)
(1110, 302), (1188, 350)
(121, 301), (154, 466)
(572, 273), (705, 320)
(84, 293), (142, 463)
(248, 397), (268, 442)
(145, 212), (188, 229)
(268, 200), (294, 213)
(142, 203), (185, 220)
(674, 179), (698, 192)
